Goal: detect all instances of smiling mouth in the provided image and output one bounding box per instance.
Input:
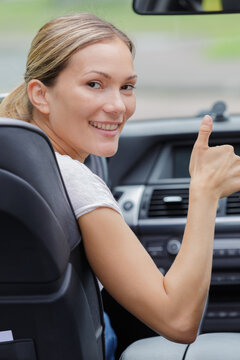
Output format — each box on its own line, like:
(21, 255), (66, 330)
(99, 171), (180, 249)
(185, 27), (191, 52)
(89, 121), (119, 131)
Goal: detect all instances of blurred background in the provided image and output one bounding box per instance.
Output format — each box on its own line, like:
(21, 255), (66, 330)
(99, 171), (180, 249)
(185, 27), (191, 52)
(1, 0), (240, 120)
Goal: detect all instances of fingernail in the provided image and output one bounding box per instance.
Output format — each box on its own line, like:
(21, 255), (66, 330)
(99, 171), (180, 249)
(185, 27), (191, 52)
(203, 115), (212, 124)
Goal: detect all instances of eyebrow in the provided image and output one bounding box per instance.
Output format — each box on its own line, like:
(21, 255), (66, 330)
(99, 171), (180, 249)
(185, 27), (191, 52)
(84, 71), (138, 81)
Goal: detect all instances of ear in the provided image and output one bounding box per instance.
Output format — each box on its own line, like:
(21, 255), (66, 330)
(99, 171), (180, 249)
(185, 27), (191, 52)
(27, 79), (50, 115)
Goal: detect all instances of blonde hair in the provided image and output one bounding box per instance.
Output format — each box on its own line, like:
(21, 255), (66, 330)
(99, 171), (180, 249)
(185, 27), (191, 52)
(0, 13), (134, 121)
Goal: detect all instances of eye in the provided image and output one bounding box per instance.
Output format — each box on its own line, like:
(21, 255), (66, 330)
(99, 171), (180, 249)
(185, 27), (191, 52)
(87, 81), (101, 89)
(121, 84), (136, 91)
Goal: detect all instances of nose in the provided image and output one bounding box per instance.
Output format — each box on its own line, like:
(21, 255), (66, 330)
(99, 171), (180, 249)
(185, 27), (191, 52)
(102, 91), (126, 116)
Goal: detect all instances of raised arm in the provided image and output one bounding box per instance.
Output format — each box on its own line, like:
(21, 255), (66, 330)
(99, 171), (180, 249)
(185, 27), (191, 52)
(78, 116), (240, 344)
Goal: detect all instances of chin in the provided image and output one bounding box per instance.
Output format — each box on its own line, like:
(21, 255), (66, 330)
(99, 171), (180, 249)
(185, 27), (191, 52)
(94, 145), (118, 158)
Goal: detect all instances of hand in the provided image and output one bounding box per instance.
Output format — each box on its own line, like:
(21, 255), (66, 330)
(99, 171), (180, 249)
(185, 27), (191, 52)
(189, 115), (240, 199)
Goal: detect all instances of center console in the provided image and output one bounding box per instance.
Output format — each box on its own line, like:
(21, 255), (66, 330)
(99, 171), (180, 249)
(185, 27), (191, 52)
(114, 139), (240, 333)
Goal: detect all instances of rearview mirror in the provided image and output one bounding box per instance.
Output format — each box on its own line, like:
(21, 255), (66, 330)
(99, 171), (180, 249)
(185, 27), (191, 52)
(133, 0), (240, 15)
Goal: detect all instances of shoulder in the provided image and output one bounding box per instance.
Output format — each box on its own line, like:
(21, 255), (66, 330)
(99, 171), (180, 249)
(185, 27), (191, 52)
(55, 152), (122, 218)
(56, 152), (108, 190)
(55, 152), (92, 178)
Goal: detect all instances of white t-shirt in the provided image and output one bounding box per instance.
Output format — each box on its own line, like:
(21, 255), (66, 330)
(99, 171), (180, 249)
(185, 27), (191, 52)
(55, 152), (122, 219)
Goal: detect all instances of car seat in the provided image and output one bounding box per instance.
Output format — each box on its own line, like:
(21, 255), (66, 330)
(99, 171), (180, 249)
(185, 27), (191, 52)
(0, 118), (105, 360)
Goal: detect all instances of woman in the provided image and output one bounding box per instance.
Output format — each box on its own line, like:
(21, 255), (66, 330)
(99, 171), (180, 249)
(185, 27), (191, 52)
(0, 12), (240, 348)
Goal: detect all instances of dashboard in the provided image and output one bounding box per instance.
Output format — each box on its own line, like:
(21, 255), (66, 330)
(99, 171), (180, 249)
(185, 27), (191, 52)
(108, 114), (240, 335)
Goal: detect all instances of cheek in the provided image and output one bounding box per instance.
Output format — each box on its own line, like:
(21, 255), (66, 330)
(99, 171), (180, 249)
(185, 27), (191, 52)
(126, 95), (136, 119)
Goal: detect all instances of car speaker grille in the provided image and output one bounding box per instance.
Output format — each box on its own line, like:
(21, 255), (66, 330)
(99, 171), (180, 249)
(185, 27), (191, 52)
(148, 188), (189, 218)
(226, 192), (240, 215)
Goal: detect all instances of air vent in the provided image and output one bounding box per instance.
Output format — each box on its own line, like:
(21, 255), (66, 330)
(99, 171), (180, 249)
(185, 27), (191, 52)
(226, 192), (240, 215)
(148, 188), (189, 218)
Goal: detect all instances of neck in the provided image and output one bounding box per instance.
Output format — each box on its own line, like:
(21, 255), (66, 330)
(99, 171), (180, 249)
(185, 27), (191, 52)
(30, 111), (87, 163)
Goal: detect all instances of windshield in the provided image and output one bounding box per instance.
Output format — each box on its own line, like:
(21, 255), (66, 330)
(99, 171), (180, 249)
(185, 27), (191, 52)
(1, 0), (240, 120)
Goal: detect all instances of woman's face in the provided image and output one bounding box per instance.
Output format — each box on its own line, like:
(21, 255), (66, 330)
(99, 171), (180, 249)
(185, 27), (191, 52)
(40, 38), (136, 161)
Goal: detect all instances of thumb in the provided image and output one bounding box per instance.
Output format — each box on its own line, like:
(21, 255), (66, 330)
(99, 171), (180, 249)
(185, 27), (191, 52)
(195, 115), (213, 148)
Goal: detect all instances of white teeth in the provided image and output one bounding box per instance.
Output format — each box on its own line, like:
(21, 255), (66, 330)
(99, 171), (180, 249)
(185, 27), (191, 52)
(89, 121), (118, 131)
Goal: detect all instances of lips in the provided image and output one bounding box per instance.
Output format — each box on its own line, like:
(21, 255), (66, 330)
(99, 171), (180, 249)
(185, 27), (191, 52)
(89, 121), (120, 131)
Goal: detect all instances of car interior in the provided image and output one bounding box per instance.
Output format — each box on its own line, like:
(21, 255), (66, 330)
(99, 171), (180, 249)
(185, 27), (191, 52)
(1, 0), (240, 359)
(0, 118), (106, 360)
(103, 105), (240, 358)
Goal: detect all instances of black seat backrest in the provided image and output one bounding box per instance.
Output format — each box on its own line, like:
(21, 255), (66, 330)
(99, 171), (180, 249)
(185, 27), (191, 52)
(0, 118), (105, 360)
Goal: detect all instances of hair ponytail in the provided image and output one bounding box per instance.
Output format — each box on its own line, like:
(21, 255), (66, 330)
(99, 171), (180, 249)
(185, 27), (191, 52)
(0, 82), (32, 121)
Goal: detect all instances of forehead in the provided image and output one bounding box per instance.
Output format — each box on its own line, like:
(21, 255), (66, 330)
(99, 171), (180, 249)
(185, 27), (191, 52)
(67, 38), (134, 74)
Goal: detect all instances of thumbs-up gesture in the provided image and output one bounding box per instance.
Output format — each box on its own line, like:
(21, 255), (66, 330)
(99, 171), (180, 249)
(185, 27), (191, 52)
(189, 115), (240, 199)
